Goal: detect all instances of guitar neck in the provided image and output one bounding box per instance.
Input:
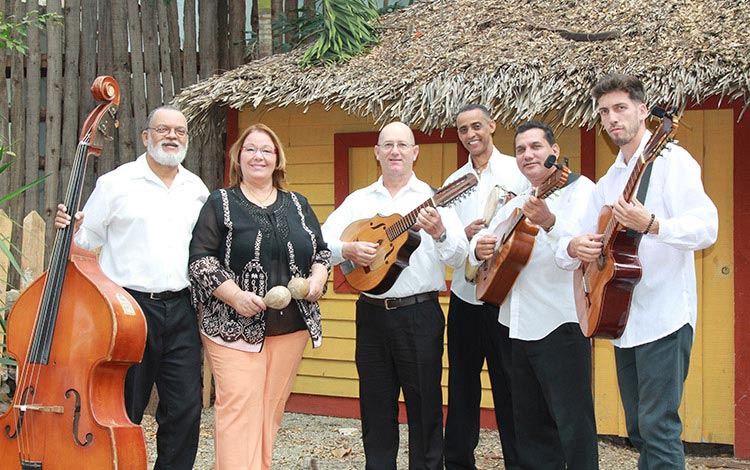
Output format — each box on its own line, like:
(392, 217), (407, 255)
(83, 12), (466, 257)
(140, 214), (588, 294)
(381, 173), (477, 241)
(500, 166), (568, 244)
(385, 200), (435, 241)
(600, 114), (677, 245)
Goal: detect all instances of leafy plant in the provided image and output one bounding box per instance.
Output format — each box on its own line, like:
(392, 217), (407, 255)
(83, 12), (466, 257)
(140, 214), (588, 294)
(0, 11), (62, 55)
(299, 0), (381, 67)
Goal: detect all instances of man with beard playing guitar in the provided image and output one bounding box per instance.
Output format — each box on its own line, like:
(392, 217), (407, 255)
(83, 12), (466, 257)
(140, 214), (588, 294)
(565, 74), (718, 469)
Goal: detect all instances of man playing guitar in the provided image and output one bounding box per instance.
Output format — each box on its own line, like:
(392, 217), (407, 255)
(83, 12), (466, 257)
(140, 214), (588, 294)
(565, 74), (718, 469)
(472, 121), (599, 469)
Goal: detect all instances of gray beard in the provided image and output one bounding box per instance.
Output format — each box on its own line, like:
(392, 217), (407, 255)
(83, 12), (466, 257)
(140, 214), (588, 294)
(148, 138), (188, 166)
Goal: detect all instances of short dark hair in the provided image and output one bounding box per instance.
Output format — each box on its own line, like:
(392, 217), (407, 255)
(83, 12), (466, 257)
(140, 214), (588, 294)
(455, 103), (491, 123)
(515, 120), (556, 146)
(591, 73), (646, 104)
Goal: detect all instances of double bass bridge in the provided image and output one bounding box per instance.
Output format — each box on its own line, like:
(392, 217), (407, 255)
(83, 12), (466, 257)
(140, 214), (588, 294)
(4, 386), (93, 448)
(20, 460), (43, 469)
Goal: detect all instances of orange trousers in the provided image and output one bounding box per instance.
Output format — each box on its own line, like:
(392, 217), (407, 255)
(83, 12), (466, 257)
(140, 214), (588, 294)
(203, 330), (309, 470)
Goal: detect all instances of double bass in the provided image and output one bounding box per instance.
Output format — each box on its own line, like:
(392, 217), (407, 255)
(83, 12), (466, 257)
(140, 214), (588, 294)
(0, 77), (147, 469)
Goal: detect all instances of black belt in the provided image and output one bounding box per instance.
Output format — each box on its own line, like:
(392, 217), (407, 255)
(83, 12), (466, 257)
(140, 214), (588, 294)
(359, 291), (439, 311)
(125, 288), (190, 301)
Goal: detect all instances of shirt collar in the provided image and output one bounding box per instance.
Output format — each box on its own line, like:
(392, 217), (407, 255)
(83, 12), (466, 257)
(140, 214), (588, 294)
(614, 131), (652, 169)
(372, 172), (428, 197)
(134, 153), (187, 185)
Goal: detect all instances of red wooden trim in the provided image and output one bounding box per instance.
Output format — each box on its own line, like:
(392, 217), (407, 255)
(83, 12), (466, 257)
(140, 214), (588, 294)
(734, 101), (750, 459)
(285, 393), (499, 429)
(224, 108), (240, 186)
(580, 126), (596, 180)
(332, 128), (464, 295)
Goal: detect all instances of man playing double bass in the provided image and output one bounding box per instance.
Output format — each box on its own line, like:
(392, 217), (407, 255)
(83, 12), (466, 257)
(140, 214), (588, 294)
(565, 73), (718, 469)
(56, 105), (208, 470)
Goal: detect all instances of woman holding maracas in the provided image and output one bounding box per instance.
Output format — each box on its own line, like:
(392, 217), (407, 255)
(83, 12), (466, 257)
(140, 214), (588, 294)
(189, 123), (330, 470)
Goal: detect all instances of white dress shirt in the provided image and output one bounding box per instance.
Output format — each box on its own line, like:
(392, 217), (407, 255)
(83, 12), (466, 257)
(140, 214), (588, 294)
(322, 173), (468, 299)
(75, 154), (209, 292)
(443, 147), (530, 306)
(558, 132), (718, 348)
(471, 176), (595, 340)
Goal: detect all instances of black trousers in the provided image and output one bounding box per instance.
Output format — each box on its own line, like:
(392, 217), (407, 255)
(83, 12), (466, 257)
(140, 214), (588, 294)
(444, 294), (519, 470)
(511, 323), (599, 470)
(124, 290), (202, 470)
(355, 296), (445, 470)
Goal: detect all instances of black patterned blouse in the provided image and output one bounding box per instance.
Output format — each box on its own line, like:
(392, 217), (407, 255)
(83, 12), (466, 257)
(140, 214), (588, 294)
(188, 187), (331, 350)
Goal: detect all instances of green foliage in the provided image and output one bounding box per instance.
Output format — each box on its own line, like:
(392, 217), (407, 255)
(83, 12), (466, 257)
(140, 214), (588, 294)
(0, 11), (62, 54)
(299, 0), (381, 67)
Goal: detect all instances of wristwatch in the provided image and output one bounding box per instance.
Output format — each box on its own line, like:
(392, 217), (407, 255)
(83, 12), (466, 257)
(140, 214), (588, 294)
(435, 231), (447, 243)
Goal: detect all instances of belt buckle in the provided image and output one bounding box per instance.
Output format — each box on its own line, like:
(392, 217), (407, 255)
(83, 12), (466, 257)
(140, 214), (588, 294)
(149, 292), (161, 300)
(384, 298), (399, 310)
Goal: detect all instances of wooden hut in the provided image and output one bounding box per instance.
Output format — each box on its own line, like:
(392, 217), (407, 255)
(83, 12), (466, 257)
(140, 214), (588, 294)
(174, 0), (750, 457)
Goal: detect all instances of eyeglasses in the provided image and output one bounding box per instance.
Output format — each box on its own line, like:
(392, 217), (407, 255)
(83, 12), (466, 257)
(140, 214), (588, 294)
(378, 141), (413, 152)
(148, 126), (189, 138)
(241, 146), (276, 157)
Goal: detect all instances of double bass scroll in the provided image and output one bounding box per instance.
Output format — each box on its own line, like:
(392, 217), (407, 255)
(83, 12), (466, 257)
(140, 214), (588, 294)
(0, 77), (148, 470)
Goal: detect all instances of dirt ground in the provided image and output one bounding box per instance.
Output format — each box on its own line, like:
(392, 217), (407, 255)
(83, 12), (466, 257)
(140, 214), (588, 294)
(143, 407), (749, 470)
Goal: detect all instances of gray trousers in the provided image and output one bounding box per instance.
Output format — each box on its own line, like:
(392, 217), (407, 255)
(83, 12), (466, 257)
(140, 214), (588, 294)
(614, 323), (693, 470)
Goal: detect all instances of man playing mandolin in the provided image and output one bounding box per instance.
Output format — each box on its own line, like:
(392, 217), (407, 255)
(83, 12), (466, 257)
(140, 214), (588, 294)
(322, 122), (468, 470)
(472, 121), (599, 469)
(565, 73), (718, 469)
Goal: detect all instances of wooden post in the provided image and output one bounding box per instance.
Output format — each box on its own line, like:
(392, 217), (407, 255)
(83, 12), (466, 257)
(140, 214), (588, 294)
(20, 211), (45, 290)
(258, 0), (272, 58)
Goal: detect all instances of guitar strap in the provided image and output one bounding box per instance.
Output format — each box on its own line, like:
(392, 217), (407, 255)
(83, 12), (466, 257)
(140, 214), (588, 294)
(561, 172), (580, 188)
(626, 161), (655, 237)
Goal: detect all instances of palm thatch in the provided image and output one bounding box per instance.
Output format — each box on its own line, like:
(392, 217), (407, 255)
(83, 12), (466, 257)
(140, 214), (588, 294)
(174, 0), (750, 134)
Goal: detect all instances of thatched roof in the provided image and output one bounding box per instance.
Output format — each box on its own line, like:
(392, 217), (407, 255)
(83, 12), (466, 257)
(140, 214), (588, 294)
(174, 0), (750, 134)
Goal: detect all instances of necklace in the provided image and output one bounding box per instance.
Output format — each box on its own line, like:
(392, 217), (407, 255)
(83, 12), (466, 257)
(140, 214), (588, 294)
(242, 183), (276, 208)
(473, 159), (489, 177)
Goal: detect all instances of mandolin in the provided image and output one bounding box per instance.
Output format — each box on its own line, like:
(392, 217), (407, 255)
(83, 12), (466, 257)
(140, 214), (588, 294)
(340, 173), (477, 294)
(574, 107), (678, 339)
(475, 156), (569, 306)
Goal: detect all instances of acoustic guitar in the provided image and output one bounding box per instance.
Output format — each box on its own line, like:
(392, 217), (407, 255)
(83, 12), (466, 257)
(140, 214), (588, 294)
(340, 173), (478, 294)
(475, 156), (569, 306)
(574, 107), (679, 339)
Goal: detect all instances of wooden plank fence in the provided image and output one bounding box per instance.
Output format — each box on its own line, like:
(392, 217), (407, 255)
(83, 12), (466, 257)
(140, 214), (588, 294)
(0, 0), (262, 267)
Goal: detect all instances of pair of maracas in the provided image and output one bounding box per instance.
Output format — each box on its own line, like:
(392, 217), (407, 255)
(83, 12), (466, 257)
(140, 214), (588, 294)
(262, 277), (312, 309)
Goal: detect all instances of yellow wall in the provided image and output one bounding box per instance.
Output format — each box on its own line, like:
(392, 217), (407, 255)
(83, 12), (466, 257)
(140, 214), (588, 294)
(237, 104), (734, 444)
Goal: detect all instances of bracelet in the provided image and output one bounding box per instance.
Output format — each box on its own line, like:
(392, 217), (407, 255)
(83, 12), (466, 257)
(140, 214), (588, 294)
(643, 213), (656, 234)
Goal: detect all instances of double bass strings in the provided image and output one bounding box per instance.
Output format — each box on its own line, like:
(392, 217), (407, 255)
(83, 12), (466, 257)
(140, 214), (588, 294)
(13, 130), (91, 459)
